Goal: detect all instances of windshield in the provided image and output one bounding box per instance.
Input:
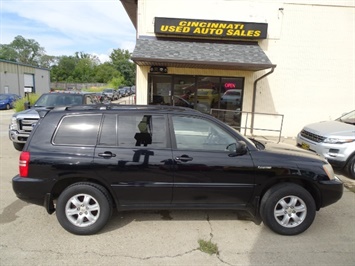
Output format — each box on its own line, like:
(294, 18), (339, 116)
(226, 125), (257, 149)
(248, 138), (265, 150)
(0, 95), (10, 100)
(337, 110), (355, 125)
(225, 90), (241, 96)
(34, 94), (83, 107)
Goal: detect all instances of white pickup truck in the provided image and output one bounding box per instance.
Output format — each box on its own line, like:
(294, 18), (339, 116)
(9, 91), (99, 151)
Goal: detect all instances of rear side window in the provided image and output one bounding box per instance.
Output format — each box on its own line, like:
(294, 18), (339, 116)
(53, 115), (102, 146)
(98, 114), (167, 148)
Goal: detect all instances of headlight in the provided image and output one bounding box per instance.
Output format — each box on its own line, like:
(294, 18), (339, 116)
(324, 138), (355, 144)
(9, 117), (18, 130)
(323, 163), (335, 180)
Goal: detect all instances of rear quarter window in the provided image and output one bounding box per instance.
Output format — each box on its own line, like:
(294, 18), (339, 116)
(53, 114), (102, 146)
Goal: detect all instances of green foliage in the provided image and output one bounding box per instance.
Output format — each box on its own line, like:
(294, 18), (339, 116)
(198, 239), (219, 255)
(14, 93), (40, 112)
(2, 35), (136, 86)
(108, 76), (125, 88)
(84, 87), (105, 93)
(94, 62), (121, 83)
(0, 35), (45, 66)
(50, 55), (79, 82)
(110, 48), (136, 85)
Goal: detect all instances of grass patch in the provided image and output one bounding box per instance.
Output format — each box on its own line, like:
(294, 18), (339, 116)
(14, 93), (40, 112)
(84, 86), (106, 93)
(198, 239), (219, 255)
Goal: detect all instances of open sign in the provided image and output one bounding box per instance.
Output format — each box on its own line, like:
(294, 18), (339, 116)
(224, 83), (236, 89)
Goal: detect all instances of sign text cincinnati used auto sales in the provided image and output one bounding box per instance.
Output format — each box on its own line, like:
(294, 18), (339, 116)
(155, 17), (268, 39)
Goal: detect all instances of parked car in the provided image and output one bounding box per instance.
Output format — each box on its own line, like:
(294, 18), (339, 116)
(297, 110), (355, 179)
(12, 104), (343, 236)
(182, 88), (219, 110)
(117, 87), (130, 98)
(122, 86), (132, 96)
(102, 88), (118, 100)
(220, 89), (242, 107)
(0, 94), (20, 110)
(9, 93), (22, 101)
(130, 86), (136, 94)
(8, 91), (99, 151)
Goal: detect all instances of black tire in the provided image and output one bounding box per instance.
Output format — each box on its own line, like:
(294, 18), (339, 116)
(260, 183), (316, 235)
(13, 142), (25, 151)
(345, 155), (355, 179)
(6, 104), (10, 110)
(56, 182), (112, 235)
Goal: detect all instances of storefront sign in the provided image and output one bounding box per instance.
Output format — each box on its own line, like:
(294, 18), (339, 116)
(155, 17), (267, 40)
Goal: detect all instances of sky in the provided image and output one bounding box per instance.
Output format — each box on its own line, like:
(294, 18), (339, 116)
(0, 0), (136, 63)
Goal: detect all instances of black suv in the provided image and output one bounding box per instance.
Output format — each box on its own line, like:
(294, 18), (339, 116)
(12, 105), (343, 235)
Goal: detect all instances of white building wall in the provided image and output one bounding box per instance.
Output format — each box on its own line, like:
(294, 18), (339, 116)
(135, 0), (355, 137)
(266, 3), (355, 136)
(34, 68), (51, 95)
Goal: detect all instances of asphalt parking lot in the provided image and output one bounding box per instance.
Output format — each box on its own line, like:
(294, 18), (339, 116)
(1, 109), (354, 266)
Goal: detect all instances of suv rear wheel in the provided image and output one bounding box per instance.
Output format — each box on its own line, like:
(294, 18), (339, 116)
(260, 183), (316, 235)
(56, 182), (112, 235)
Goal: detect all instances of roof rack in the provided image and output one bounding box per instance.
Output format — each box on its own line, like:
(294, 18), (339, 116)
(51, 104), (200, 113)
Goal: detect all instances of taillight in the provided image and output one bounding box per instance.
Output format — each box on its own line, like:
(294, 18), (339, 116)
(19, 151), (30, 177)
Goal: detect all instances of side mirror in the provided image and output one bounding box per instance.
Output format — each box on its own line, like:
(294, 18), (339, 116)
(227, 141), (247, 157)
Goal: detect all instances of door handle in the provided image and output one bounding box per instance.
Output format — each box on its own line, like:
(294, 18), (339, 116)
(175, 155), (193, 162)
(98, 151), (116, 158)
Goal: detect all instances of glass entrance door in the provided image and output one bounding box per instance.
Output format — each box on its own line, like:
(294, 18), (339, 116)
(148, 75), (172, 105)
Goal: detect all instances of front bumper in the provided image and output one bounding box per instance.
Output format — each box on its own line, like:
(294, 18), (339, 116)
(318, 175), (343, 208)
(9, 130), (29, 144)
(296, 134), (348, 168)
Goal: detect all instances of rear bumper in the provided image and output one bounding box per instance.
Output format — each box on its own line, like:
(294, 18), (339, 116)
(12, 175), (52, 207)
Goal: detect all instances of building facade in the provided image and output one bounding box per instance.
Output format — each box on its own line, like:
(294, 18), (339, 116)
(121, 0), (355, 136)
(0, 59), (51, 97)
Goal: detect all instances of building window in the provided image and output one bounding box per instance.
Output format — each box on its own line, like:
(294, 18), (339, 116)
(148, 74), (244, 114)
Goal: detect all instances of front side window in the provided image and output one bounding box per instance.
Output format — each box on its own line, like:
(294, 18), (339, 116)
(53, 115), (102, 145)
(99, 114), (167, 148)
(172, 116), (235, 151)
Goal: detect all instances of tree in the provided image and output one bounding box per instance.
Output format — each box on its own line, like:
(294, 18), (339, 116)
(110, 48), (136, 85)
(73, 58), (97, 82)
(0, 35), (45, 66)
(94, 62), (122, 83)
(50, 56), (78, 82)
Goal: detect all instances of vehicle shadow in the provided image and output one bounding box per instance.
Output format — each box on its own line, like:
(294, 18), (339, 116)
(335, 169), (355, 192)
(101, 209), (257, 234)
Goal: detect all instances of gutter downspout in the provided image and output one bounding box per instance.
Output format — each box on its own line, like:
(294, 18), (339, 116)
(250, 67), (275, 135)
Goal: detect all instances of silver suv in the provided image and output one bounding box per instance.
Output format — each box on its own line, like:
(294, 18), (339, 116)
(297, 110), (355, 179)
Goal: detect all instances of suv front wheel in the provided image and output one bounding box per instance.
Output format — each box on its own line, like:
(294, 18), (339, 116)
(13, 142), (25, 151)
(56, 182), (113, 235)
(260, 183), (316, 235)
(345, 155), (355, 179)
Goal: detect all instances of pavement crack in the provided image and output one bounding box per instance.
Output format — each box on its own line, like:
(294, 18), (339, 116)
(206, 213), (214, 241)
(206, 213), (235, 266)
